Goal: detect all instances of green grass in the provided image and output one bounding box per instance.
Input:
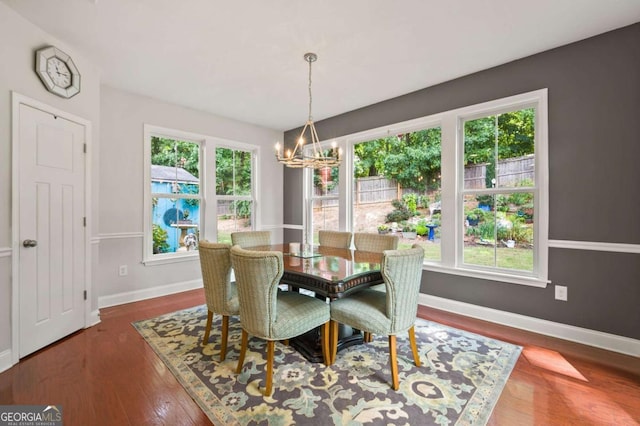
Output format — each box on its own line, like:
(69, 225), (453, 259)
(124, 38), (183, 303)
(463, 246), (533, 271)
(400, 239), (533, 271)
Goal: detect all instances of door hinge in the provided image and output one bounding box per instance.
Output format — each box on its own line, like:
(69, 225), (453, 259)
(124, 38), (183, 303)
(83, 143), (87, 153)
(83, 217), (87, 227)
(83, 290), (87, 301)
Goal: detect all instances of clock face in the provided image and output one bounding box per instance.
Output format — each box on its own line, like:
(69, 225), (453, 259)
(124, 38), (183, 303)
(47, 57), (72, 89)
(35, 46), (81, 98)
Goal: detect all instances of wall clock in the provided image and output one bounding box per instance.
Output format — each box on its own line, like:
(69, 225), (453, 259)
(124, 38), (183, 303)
(35, 46), (81, 99)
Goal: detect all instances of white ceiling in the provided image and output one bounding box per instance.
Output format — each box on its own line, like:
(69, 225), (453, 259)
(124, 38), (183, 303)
(4, 0), (640, 131)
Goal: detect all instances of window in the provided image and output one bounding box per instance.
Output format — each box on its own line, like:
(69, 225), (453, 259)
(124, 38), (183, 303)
(215, 147), (254, 244)
(351, 128), (442, 261)
(144, 125), (258, 263)
(147, 133), (202, 259)
(304, 89), (548, 286)
(306, 158), (340, 244)
(462, 108), (536, 273)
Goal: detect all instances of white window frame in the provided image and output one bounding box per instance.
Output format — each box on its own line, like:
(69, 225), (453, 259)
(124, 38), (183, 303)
(303, 89), (549, 287)
(143, 125), (259, 265)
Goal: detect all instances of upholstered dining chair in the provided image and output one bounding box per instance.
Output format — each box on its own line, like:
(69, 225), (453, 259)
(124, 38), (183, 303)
(329, 245), (425, 390)
(230, 230), (271, 248)
(354, 233), (400, 315)
(230, 246), (331, 396)
(197, 241), (239, 362)
(353, 232), (399, 253)
(318, 230), (353, 249)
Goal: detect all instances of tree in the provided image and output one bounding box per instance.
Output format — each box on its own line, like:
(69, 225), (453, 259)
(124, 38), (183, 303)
(151, 136), (200, 178)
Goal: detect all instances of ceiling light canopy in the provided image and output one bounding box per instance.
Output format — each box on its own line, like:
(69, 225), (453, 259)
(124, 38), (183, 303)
(275, 53), (342, 169)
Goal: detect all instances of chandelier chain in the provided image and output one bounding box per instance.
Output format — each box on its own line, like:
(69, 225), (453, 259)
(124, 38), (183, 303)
(307, 55), (313, 121)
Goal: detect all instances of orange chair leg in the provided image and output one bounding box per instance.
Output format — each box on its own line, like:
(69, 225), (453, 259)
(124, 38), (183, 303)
(389, 335), (399, 390)
(321, 322), (330, 366)
(330, 320), (339, 365)
(203, 310), (213, 345)
(265, 340), (275, 396)
(408, 326), (421, 367)
(235, 330), (249, 374)
(220, 315), (229, 361)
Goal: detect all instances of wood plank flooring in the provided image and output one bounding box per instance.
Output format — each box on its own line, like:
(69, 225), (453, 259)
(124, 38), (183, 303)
(1, 289), (638, 425)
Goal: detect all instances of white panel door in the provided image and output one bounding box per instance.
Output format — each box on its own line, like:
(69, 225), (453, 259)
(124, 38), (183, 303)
(18, 104), (86, 357)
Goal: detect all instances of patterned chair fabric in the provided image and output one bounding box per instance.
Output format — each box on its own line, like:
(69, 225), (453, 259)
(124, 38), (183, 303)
(329, 245), (425, 390)
(197, 241), (239, 361)
(318, 230), (353, 249)
(353, 232), (399, 253)
(230, 245), (331, 396)
(230, 231), (271, 248)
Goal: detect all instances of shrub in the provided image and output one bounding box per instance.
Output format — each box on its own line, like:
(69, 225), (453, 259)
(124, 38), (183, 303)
(385, 199), (412, 223)
(152, 224), (170, 254)
(402, 193), (418, 214)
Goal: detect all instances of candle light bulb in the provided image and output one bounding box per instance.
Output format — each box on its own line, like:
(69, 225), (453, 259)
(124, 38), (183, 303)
(275, 142), (280, 152)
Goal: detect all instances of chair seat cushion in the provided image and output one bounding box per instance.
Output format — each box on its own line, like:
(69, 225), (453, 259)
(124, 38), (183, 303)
(330, 289), (392, 335)
(272, 292), (330, 340)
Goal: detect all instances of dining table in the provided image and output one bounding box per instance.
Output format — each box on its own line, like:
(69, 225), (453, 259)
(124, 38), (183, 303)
(244, 243), (384, 363)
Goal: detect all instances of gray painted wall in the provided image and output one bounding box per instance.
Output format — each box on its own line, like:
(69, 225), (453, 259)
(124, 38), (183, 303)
(283, 23), (640, 340)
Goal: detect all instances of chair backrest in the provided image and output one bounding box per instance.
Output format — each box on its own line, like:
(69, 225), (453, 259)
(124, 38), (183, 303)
(318, 230), (352, 249)
(230, 245), (283, 339)
(198, 241), (234, 314)
(381, 245), (425, 333)
(231, 231), (271, 248)
(353, 232), (399, 253)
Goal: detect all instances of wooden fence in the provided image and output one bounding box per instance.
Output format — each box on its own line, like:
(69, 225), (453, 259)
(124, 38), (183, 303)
(464, 154), (534, 189)
(314, 154), (535, 205)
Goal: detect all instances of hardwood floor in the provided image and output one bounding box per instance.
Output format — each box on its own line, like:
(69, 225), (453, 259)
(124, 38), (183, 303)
(1, 289), (638, 425)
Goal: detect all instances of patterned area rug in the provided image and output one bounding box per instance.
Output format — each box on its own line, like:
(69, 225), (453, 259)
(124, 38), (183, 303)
(133, 305), (521, 425)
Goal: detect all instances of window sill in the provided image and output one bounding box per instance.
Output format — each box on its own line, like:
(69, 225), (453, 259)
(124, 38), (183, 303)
(422, 263), (549, 288)
(143, 252), (199, 266)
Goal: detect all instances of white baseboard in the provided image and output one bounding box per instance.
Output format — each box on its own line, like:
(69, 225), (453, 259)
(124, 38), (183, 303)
(0, 349), (13, 373)
(419, 294), (640, 357)
(98, 279), (203, 309)
(87, 309), (101, 327)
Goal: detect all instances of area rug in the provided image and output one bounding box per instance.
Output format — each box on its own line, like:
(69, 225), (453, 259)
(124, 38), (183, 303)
(133, 305), (521, 425)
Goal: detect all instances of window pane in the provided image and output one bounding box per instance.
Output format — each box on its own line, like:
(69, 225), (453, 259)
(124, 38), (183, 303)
(217, 200), (252, 244)
(312, 198), (338, 243)
(463, 193), (534, 272)
(216, 147), (252, 196)
(496, 108), (535, 188)
(152, 197), (200, 254)
(151, 137), (200, 195)
(464, 108), (536, 190)
(310, 164), (339, 244)
(464, 117), (496, 190)
(352, 128), (441, 261)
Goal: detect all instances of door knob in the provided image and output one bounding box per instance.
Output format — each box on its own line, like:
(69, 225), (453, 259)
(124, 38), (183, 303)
(23, 239), (38, 248)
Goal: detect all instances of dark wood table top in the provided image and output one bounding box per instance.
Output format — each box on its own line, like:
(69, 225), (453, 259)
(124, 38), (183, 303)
(244, 244), (384, 299)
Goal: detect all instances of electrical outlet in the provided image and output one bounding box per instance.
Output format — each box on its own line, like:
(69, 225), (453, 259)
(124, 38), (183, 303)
(119, 265), (128, 276)
(554, 285), (567, 301)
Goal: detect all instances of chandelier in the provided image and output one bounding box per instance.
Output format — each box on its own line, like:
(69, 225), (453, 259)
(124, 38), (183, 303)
(275, 53), (342, 169)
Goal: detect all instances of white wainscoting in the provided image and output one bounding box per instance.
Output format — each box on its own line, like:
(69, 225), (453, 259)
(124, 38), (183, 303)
(0, 247), (12, 258)
(419, 294), (640, 357)
(548, 239), (640, 254)
(97, 232), (144, 240)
